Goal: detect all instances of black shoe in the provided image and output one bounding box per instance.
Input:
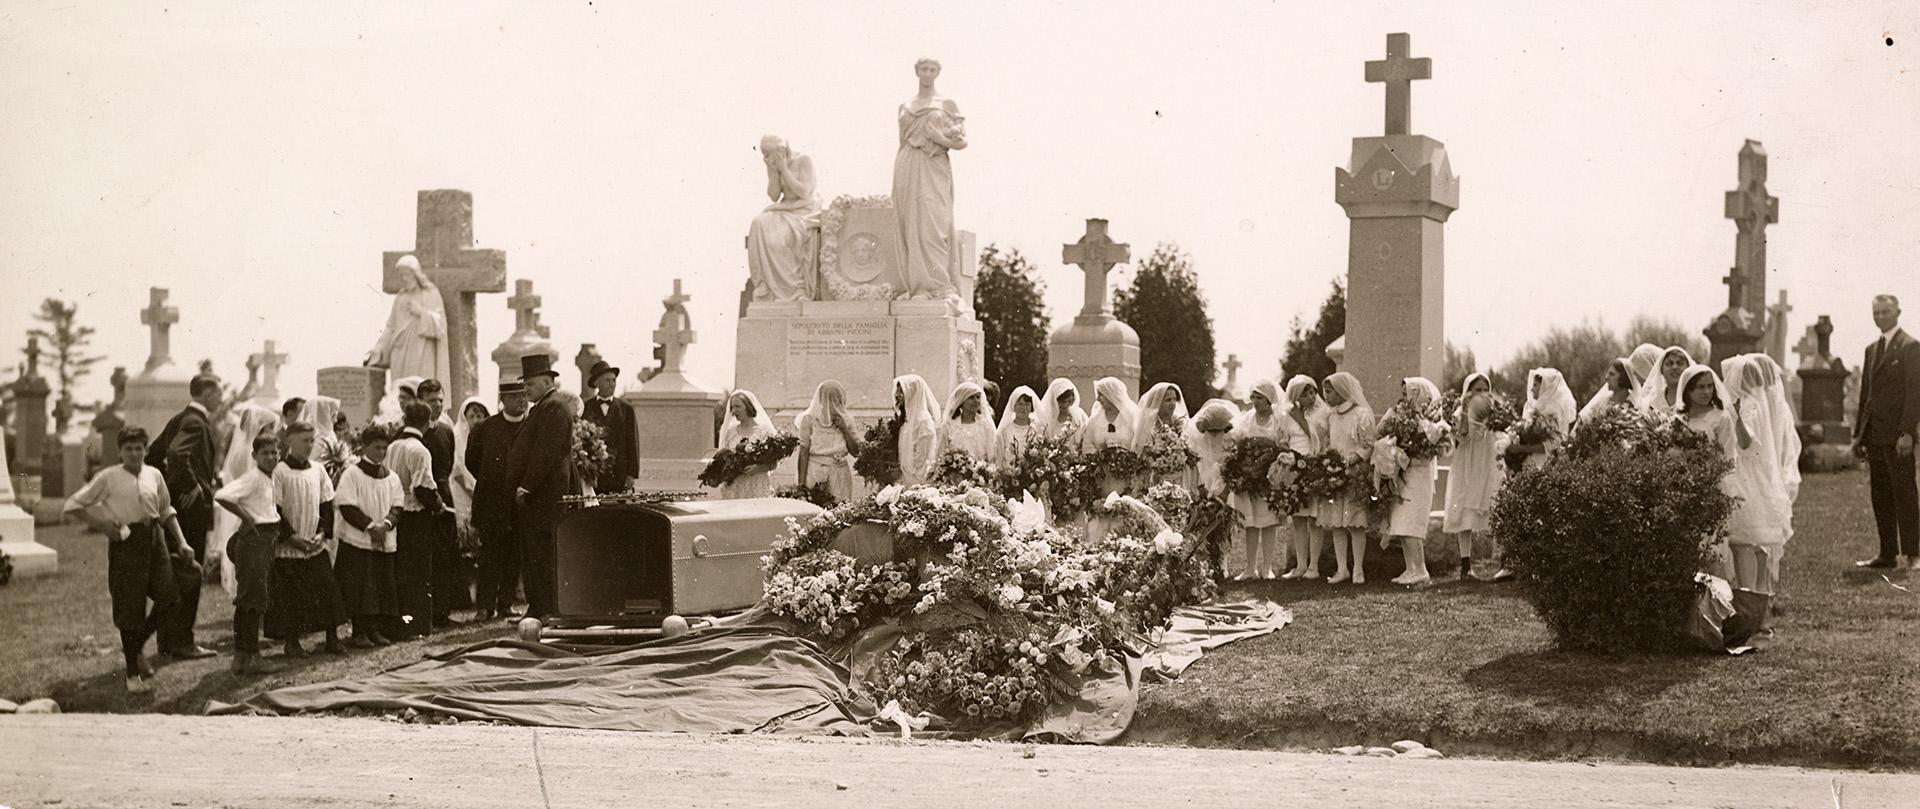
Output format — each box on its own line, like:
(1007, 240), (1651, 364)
(1855, 557), (1898, 569)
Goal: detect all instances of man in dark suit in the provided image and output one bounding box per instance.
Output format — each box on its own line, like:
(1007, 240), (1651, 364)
(580, 360), (638, 494)
(504, 355), (577, 619)
(415, 378), (471, 624)
(1855, 294), (1920, 570)
(143, 374), (221, 659)
(466, 380), (528, 620)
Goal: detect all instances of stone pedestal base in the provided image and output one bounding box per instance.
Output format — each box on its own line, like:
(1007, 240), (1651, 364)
(734, 300), (983, 425)
(1048, 316), (1141, 403)
(0, 505), (55, 579)
(628, 371), (726, 492)
(124, 370), (192, 441)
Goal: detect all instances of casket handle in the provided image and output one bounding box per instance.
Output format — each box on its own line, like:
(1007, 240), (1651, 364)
(692, 534), (711, 558)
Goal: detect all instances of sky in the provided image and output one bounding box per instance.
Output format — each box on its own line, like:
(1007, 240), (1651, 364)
(2, 0), (1916, 408)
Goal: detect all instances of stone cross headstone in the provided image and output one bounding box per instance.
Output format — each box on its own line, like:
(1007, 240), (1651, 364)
(1062, 219), (1132, 318)
(1792, 325), (1822, 370)
(1365, 32), (1432, 137)
(489, 278), (557, 388)
(1797, 314), (1850, 444)
(92, 366), (128, 454)
(1223, 354), (1242, 394)
(249, 340), (289, 405)
(655, 279), (696, 375)
(1334, 33), (1457, 405)
(139, 287), (179, 374)
(575, 344), (604, 393)
(1764, 290), (1793, 366)
(508, 279), (551, 339)
(382, 190), (507, 405)
(1706, 140), (1779, 366)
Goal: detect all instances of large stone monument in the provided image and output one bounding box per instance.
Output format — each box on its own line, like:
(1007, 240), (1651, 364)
(11, 339), (51, 514)
(0, 421), (56, 579)
(628, 279), (724, 490)
(249, 340), (289, 407)
(316, 366), (387, 427)
(490, 278), (558, 387)
(1764, 290), (1793, 368)
(1796, 315), (1855, 470)
(1335, 33), (1459, 404)
(1047, 218), (1140, 400)
(1704, 140), (1779, 367)
(378, 190), (507, 405)
(734, 62), (983, 423)
(123, 287), (192, 438)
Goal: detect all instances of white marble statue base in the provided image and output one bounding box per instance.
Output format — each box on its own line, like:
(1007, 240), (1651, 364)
(735, 300), (984, 426)
(1, 505), (56, 578)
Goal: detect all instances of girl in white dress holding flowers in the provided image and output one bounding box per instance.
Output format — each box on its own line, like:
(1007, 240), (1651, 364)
(716, 390), (777, 499)
(1444, 372), (1507, 581)
(1720, 355), (1796, 597)
(935, 381), (997, 463)
(1321, 373), (1377, 585)
(993, 385), (1040, 466)
(892, 374), (942, 485)
(795, 381), (861, 503)
(1134, 382), (1194, 489)
(1077, 377), (1141, 497)
(1638, 346), (1697, 420)
(1579, 358), (1643, 426)
(1384, 377), (1451, 588)
(1230, 380), (1285, 581)
(1515, 368), (1577, 470)
(1676, 364), (1742, 580)
(1036, 378), (1087, 442)
(1279, 375), (1327, 580)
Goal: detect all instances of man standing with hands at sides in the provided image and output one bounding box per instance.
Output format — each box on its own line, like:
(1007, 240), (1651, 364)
(467, 380), (529, 621)
(505, 355), (576, 621)
(145, 374), (221, 660)
(1855, 294), (1920, 570)
(415, 379), (471, 624)
(386, 402), (445, 638)
(581, 360), (638, 494)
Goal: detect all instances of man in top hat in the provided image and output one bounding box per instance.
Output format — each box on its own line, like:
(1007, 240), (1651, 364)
(467, 379), (531, 620)
(503, 354), (577, 619)
(581, 360), (639, 494)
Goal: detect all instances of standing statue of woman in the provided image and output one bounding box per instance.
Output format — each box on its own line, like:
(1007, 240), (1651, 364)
(365, 255), (451, 386)
(746, 135), (821, 302)
(892, 57), (968, 302)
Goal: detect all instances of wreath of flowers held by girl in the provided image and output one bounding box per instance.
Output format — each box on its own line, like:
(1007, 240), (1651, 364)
(698, 432), (800, 489)
(932, 448), (994, 489)
(1220, 436), (1281, 502)
(1140, 422), (1199, 478)
(853, 417), (904, 484)
(1440, 389), (1519, 433)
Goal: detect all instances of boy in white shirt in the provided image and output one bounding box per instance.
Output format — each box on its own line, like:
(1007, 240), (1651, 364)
(215, 432), (286, 675)
(267, 422), (346, 657)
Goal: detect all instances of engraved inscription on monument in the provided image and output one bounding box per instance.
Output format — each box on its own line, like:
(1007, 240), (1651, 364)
(785, 319), (895, 408)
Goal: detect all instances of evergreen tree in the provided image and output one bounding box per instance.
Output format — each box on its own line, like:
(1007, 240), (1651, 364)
(1114, 243), (1218, 400)
(27, 298), (102, 432)
(1280, 277), (1346, 383)
(973, 244), (1052, 405)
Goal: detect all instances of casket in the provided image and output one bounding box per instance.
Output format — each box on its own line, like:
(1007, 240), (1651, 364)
(547, 497), (823, 632)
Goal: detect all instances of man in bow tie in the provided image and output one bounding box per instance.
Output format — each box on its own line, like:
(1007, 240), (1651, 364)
(581, 359), (639, 494)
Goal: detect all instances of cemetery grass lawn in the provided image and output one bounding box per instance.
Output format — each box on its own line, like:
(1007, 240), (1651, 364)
(0, 523), (511, 715)
(1134, 467), (1920, 770)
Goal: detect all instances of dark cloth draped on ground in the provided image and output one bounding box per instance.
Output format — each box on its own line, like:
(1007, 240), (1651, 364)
(210, 602), (1288, 742)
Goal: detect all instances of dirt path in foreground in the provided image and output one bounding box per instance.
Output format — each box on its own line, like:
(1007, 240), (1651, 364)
(3, 714), (1914, 809)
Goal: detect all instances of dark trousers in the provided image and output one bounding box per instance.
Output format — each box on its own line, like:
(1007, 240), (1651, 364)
(227, 523), (277, 655)
(474, 512), (520, 614)
(431, 512), (471, 616)
(1865, 443), (1920, 558)
(108, 523), (183, 672)
(156, 501), (209, 651)
(394, 509), (438, 637)
(516, 498), (560, 619)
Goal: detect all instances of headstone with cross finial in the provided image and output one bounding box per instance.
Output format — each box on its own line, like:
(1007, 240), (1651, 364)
(138, 287), (179, 375)
(1764, 290), (1793, 367)
(123, 288), (194, 438)
(1223, 354), (1243, 398)
(1796, 314), (1851, 446)
(1705, 140), (1779, 367)
(1048, 219), (1141, 400)
(381, 190), (508, 405)
(249, 340), (289, 406)
(1334, 33), (1459, 405)
(0, 340), (54, 574)
(490, 278), (557, 388)
(627, 277), (722, 478)
(91, 366), (129, 455)
(574, 344), (605, 394)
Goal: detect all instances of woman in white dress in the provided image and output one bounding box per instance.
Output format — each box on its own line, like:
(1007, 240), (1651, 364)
(1134, 382), (1193, 489)
(451, 396), (489, 547)
(1229, 380), (1285, 581)
(993, 385), (1040, 466)
(1321, 372), (1377, 585)
(1444, 373), (1508, 581)
(1279, 376), (1327, 580)
(892, 374), (942, 485)
(1387, 377), (1448, 588)
(795, 381), (861, 503)
(1579, 358), (1643, 426)
(716, 390), (777, 500)
(1676, 364), (1743, 580)
(1638, 346), (1697, 420)
(1077, 377), (1141, 497)
(1516, 368), (1577, 470)
(1720, 355), (1795, 597)
(935, 381), (997, 464)
(1036, 378), (1087, 442)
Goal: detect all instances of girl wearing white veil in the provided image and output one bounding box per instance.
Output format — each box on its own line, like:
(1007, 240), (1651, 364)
(935, 381), (996, 463)
(1517, 368), (1578, 470)
(307, 395), (352, 483)
(1445, 372), (1509, 581)
(1580, 358), (1643, 425)
(1184, 398), (1240, 499)
(1626, 343), (1664, 387)
(451, 396), (489, 545)
(1230, 379), (1285, 580)
(1280, 375), (1328, 580)
(1035, 378), (1087, 441)
(213, 402), (282, 594)
(1077, 377), (1142, 498)
(717, 389), (778, 499)
(1387, 377), (1447, 587)
(1676, 363), (1743, 580)
(1134, 382), (1193, 488)
(1638, 346), (1696, 419)
(892, 375), (942, 485)
(1721, 355), (1793, 597)
(1321, 372), (1377, 585)
(795, 380), (861, 503)
(993, 385), (1041, 466)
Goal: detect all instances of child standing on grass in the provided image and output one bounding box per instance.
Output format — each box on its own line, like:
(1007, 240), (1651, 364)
(1321, 373), (1377, 585)
(1279, 375), (1327, 580)
(1677, 364), (1746, 581)
(64, 427), (199, 693)
(1230, 380), (1285, 581)
(333, 426), (405, 647)
(1444, 373), (1508, 581)
(214, 432), (289, 675)
(266, 422), (346, 657)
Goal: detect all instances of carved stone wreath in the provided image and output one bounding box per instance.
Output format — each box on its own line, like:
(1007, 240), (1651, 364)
(818, 194), (901, 302)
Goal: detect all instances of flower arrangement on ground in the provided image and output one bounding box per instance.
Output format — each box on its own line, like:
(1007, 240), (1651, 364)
(698, 432), (800, 489)
(853, 418), (904, 484)
(572, 420), (614, 487)
(774, 482), (839, 509)
(997, 434), (1091, 518)
(1184, 492), (1241, 583)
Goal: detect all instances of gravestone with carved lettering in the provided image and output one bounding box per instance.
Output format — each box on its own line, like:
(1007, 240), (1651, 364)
(628, 278), (724, 491)
(123, 287), (194, 438)
(1047, 218), (1140, 400)
(317, 366), (388, 427)
(1705, 140), (1780, 367)
(1334, 33), (1459, 403)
